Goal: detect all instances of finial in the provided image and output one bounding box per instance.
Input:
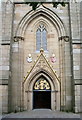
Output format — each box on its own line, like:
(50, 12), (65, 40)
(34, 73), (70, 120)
(40, 48), (44, 54)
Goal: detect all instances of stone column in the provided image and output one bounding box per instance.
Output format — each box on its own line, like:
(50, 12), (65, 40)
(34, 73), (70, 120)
(59, 36), (72, 111)
(11, 36), (24, 112)
(59, 36), (66, 111)
(64, 36), (72, 111)
(17, 37), (24, 112)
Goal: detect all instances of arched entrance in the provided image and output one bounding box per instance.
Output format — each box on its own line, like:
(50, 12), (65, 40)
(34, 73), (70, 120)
(33, 76), (51, 109)
(24, 69), (60, 111)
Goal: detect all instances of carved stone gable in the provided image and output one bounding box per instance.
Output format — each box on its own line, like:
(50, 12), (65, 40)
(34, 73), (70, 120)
(24, 51), (60, 83)
(36, 54), (48, 69)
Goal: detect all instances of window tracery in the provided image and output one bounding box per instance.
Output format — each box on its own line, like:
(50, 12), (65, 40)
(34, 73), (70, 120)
(36, 24), (47, 51)
(34, 79), (50, 90)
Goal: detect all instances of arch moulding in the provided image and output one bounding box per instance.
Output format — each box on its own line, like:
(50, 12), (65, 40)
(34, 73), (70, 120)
(24, 69), (60, 111)
(15, 6), (67, 38)
(24, 69), (60, 92)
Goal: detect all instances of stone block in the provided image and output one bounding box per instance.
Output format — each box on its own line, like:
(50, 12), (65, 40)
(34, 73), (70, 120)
(0, 69), (9, 79)
(74, 70), (81, 79)
(1, 65), (9, 70)
(73, 44), (81, 49)
(73, 61), (80, 66)
(73, 54), (80, 62)
(73, 49), (81, 54)
(0, 85), (8, 113)
(73, 65), (80, 70)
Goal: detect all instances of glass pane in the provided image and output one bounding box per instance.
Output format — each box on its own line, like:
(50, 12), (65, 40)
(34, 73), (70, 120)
(36, 29), (41, 51)
(42, 29), (47, 50)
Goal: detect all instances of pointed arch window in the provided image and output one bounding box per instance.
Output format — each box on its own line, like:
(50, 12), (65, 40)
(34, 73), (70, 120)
(36, 24), (47, 51)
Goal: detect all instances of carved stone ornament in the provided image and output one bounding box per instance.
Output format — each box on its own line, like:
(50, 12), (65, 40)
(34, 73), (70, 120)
(24, 49), (60, 83)
(40, 48), (44, 53)
(27, 54), (32, 63)
(50, 54), (56, 63)
(6, 0), (12, 4)
(59, 36), (69, 42)
(34, 79), (50, 90)
(14, 36), (24, 42)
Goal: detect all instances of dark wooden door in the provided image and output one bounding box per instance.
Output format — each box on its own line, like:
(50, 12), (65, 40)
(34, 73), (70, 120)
(33, 91), (51, 109)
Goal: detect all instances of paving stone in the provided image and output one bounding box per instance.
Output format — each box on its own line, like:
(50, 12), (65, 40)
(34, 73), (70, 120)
(2, 109), (80, 119)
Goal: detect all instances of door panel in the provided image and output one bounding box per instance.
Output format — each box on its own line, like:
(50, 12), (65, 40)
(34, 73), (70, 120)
(33, 91), (51, 109)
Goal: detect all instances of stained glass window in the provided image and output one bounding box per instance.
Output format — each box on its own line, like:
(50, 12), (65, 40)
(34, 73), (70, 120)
(34, 79), (51, 90)
(36, 24), (47, 51)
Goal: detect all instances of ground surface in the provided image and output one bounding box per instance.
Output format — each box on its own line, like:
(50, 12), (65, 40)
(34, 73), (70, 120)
(1, 109), (81, 119)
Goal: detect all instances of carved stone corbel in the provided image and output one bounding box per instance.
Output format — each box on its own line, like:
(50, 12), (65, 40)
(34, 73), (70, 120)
(59, 36), (69, 42)
(14, 36), (24, 42)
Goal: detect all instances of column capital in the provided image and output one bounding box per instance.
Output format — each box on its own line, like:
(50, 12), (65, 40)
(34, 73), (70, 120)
(14, 36), (24, 42)
(59, 36), (69, 42)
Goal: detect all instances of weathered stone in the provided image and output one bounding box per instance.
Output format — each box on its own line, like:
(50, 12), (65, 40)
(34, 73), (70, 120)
(1, 1), (81, 114)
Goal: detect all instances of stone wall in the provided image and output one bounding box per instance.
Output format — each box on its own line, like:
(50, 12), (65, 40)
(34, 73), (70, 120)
(70, 2), (81, 112)
(73, 44), (82, 112)
(1, 0), (13, 113)
(0, 0), (2, 114)
(1, 0), (81, 113)
(12, 2), (72, 112)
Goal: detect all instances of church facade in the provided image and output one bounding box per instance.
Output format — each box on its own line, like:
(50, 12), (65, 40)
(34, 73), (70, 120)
(0, 0), (81, 114)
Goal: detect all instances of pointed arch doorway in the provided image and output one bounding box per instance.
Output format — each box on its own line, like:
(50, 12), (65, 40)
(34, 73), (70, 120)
(24, 70), (60, 111)
(33, 76), (51, 109)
